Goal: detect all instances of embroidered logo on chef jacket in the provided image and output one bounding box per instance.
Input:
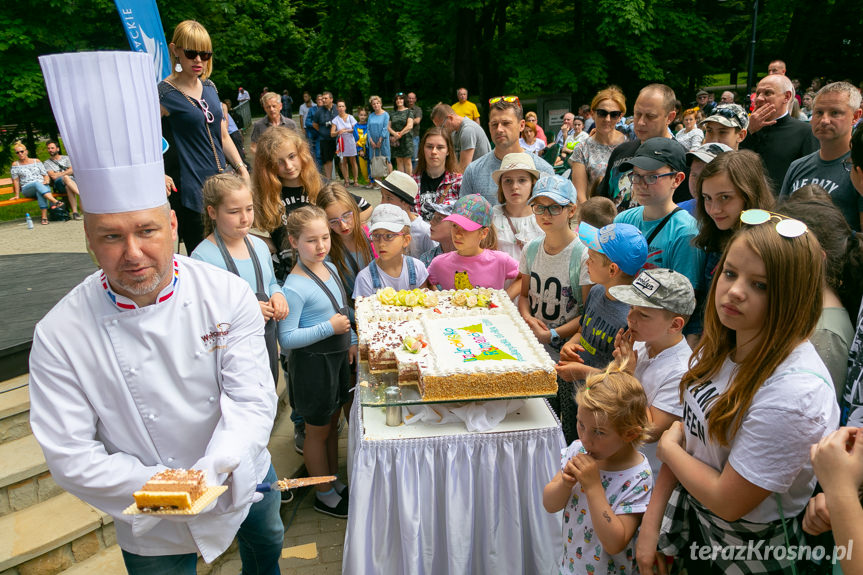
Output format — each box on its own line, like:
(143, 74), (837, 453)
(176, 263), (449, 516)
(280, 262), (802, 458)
(201, 322), (231, 351)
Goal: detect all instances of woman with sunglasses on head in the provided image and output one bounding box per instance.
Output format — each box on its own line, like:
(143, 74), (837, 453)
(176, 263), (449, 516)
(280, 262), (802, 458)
(388, 92), (415, 175)
(569, 86), (628, 204)
(159, 20), (247, 253)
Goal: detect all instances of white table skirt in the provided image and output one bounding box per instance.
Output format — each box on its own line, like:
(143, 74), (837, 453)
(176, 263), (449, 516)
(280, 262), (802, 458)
(344, 397), (565, 575)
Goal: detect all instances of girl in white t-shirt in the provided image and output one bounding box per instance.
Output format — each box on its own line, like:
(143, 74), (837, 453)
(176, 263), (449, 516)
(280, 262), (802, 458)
(491, 152), (544, 262)
(636, 214), (840, 575)
(543, 365), (654, 575)
(518, 175), (585, 361)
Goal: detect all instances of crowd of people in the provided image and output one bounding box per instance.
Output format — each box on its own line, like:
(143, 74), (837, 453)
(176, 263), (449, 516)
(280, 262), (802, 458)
(24, 17), (863, 575)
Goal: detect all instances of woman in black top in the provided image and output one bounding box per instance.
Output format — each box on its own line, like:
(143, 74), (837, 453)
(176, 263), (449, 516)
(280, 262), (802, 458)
(159, 20), (247, 253)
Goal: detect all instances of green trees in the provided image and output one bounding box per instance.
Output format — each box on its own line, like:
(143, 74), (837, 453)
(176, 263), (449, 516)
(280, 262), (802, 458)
(2, 0), (862, 172)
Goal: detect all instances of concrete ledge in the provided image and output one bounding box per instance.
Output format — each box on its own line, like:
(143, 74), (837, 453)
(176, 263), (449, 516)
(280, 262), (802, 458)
(61, 545), (124, 575)
(0, 492), (103, 571)
(0, 435), (46, 489)
(0, 385), (29, 421)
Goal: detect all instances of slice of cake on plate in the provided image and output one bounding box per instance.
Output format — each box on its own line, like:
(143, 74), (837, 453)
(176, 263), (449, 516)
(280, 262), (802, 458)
(134, 469), (207, 510)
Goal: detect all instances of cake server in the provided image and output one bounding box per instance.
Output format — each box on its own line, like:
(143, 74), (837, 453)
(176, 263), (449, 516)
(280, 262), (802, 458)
(255, 475), (337, 493)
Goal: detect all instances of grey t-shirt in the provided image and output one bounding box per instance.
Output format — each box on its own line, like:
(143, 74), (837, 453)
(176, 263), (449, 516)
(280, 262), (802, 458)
(454, 117), (491, 162)
(460, 151), (555, 205)
(779, 150), (863, 232)
(578, 284), (630, 369)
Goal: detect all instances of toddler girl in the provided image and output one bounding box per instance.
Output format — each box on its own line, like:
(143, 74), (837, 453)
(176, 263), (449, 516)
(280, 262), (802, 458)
(636, 213), (840, 574)
(543, 365), (653, 574)
(353, 204), (428, 298)
(278, 206), (354, 518)
(427, 194), (520, 297)
(191, 173), (288, 384)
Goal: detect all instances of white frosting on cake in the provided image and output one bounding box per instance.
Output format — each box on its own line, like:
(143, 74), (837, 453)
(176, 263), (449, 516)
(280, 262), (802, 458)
(355, 289), (511, 324)
(421, 313), (556, 377)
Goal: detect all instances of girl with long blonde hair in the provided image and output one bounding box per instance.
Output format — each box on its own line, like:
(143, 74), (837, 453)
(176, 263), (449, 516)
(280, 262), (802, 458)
(315, 182), (374, 298)
(253, 126), (324, 279)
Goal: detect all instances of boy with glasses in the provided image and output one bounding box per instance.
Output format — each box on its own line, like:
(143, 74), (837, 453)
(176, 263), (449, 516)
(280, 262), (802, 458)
(613, 138), (705, 301)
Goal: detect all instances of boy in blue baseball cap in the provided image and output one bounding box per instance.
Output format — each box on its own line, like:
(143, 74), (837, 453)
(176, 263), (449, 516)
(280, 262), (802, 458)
(553, 221), (647, 443)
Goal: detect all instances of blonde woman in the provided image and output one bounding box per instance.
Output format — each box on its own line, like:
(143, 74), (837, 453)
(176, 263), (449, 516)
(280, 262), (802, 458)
(159, 20), (247, 253)
(366, 95), (391, 183)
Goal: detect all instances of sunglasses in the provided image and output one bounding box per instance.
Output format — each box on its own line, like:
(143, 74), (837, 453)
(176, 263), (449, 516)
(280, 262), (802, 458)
(395, 92), (405, 97)
(531, 204), (565, 216)
(14, 149), (26, 154)
(327, 211), (354, 227)
(489, 95), (521, 107)
(594, 109), (622, 120)
(197, 97), (215, 124)
(370, 232), (405, 242)
(182, 49), (213, 61)
(739, 209), (808, 238)
(708, 106), (742, 122)
(627, 172), (677, 186)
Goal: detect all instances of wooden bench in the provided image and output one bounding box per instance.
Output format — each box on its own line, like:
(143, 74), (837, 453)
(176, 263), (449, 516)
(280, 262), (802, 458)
(0, 178), (68, 208)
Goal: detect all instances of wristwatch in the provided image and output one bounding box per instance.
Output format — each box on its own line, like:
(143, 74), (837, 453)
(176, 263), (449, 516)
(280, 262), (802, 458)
(549, 328), (562, 347)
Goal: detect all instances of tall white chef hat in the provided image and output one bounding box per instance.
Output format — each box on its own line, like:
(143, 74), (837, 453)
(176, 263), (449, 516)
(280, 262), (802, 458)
(39, 51), (165, 214)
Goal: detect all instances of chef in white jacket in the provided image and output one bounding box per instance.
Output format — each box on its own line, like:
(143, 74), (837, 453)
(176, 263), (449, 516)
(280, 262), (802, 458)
(29, 52), (283, 573)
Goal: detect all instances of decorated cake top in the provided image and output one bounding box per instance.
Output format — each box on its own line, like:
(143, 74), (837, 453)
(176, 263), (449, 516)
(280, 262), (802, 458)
(356, 288), (511, 323)
(421, 315), (556, 376)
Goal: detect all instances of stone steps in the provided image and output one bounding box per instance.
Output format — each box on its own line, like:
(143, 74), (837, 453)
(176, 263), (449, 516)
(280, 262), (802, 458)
(0, 378), (30, 445)
(0, 491), (115, 574)
(60, 546), (124, 575)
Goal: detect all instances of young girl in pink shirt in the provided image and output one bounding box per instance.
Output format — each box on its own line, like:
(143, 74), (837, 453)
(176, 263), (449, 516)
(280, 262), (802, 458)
(426, 194), (520, 297)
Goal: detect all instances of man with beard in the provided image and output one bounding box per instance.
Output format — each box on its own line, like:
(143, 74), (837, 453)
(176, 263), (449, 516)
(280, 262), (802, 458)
(30, 51), (282, 574)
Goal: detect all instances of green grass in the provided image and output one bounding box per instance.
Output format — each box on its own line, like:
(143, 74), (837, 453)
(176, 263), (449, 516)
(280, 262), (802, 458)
(0, 191), (40, 222)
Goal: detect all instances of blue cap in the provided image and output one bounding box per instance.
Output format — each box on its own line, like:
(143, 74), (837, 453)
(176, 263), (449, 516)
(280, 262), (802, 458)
(578, 222), (648, 276)
(529, 175), (578, 205)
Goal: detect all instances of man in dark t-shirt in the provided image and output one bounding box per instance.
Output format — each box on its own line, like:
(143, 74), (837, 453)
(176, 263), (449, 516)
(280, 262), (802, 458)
(597, 84), (692, 210)
(313, 91), (339, 179)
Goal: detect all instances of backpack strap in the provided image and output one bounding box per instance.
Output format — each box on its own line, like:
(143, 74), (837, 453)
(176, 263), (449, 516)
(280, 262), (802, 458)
(369, 260), (382, 290)
(407, 257), (417, 288)
(568, 239), (587, 309)
(646, 206), (683, 245)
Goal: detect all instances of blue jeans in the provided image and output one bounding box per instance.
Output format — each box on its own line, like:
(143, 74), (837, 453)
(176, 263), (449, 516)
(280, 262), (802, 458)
(122, 465), (284, 575)
(21, 181), (52, 209)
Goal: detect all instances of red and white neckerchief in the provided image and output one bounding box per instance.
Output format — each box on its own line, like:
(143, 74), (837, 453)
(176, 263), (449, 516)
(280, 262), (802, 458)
(101, 257), (180, 311)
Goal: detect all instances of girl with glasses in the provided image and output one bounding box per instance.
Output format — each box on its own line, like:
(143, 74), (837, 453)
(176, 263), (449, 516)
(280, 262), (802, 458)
(518, 175), (585, 363)
(159, 20), (247, 254)
(570, 86), (628, 204)
(316, 182), (375, 300)
(637, 217), (840, 575)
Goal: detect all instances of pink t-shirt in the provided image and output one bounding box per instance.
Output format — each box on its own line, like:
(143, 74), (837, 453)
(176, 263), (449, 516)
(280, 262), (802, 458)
(427, 249), (519, 290)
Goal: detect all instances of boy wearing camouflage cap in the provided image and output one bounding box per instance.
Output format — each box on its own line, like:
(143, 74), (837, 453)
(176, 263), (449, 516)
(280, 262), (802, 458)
(609, 268), (696, 474)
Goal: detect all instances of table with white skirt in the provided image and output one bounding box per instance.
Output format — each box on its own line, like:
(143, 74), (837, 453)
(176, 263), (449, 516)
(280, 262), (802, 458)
(343, 396), (565, 575)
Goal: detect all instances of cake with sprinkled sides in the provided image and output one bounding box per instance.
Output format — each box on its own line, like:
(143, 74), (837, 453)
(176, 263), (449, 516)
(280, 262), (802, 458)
(133, 469), (207, 510)
(356, 288), (557, 400)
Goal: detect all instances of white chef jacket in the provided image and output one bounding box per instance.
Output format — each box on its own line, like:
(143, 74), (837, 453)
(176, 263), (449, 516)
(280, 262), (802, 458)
(28, 255), (277, 562)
